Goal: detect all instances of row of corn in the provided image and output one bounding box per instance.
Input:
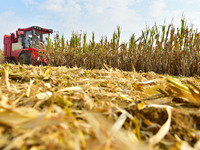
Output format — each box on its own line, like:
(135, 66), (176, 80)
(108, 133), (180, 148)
(45, 19), (199, 76)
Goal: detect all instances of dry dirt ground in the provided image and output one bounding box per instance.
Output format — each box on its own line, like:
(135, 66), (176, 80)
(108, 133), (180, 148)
(0, 64), (200, 150)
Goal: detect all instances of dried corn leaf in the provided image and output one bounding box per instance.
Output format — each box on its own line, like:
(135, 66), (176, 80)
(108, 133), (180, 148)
(58, 86), (83, 92)
(167, 77), (200, 105)
(0, 108), (38, 127)
(167, 76), (190, 92)
(110, 111), (127, 134)
(26, 80), (34, 97)
(36, 91), (53, 100)
(119, 94), (134, 102)
(85, 111), (148, 150)
(44, 68), (50, 77)
(137, 79), (155, 85)
(149, 106), (172, 147)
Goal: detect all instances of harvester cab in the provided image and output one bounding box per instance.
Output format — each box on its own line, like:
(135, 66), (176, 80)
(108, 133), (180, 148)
(4, 26), (53, 65)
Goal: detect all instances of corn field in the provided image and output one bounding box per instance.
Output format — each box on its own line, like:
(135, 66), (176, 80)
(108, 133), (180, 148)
(0, 50), (4, 64)
(46, 19), (199, 76)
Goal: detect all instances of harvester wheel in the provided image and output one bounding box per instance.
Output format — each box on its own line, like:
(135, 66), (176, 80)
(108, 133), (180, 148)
(19, 53), (30, 65)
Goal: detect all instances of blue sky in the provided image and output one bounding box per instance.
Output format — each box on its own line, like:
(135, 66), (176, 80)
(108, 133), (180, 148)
(1, 0), (200, 48)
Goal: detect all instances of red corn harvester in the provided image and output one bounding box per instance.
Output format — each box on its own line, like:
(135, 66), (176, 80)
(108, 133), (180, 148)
(3, 26), (53, 65)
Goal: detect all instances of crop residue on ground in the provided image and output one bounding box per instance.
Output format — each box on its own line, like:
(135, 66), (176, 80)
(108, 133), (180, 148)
(0, 64), (200, 150)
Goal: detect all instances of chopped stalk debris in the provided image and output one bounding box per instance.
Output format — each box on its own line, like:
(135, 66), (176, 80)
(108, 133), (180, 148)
(0, 64), (199, 149)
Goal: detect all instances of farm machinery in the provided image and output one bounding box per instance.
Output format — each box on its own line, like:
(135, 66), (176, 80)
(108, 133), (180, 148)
(3, 26), (53, 65)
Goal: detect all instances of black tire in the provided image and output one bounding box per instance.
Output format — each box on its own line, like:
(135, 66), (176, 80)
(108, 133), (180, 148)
(18, 53), (30, 65)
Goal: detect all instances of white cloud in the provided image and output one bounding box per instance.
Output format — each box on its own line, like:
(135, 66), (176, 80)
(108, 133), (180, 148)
(149, 0), (166, 19)
(184, 12), (200, 30)
(43, 0), (67, 12)
(187, 0), (200, 4)
(83, 0), (144, 32)
(37, 0), (145, 41)
(148, 0), (183, 27)
(0, 11), (27, 49)
(22, 0), (38, 5)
